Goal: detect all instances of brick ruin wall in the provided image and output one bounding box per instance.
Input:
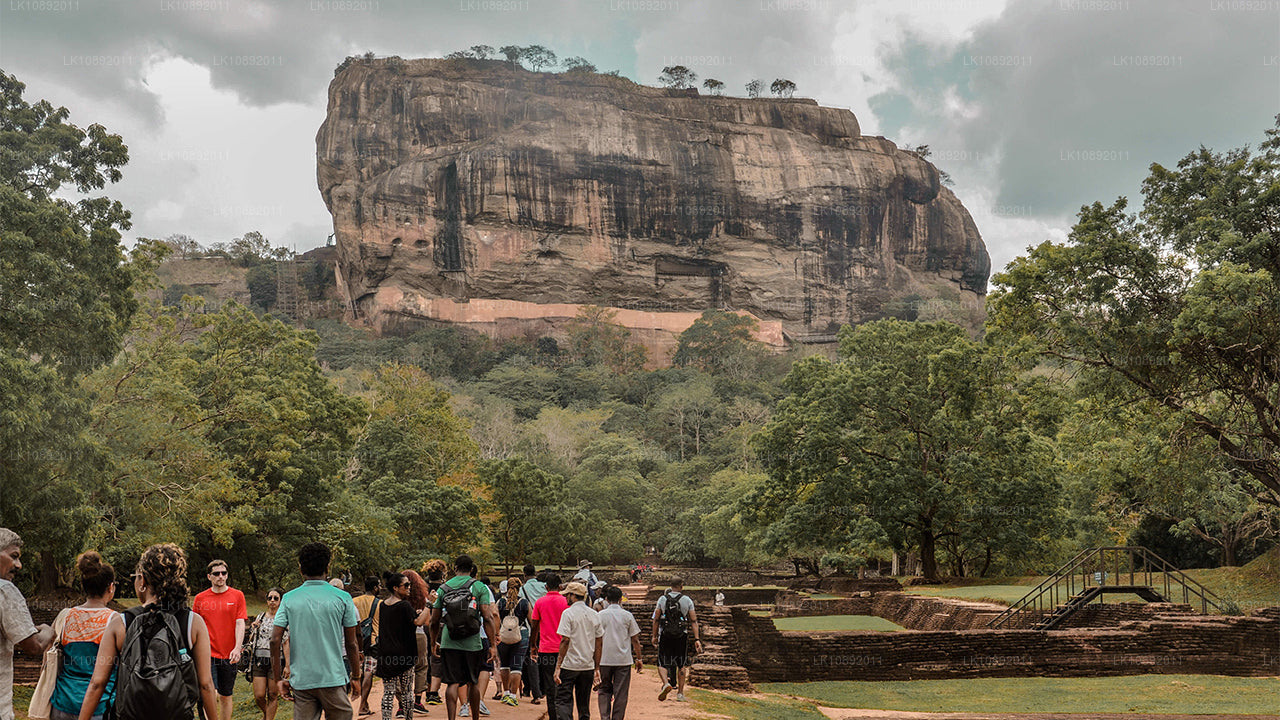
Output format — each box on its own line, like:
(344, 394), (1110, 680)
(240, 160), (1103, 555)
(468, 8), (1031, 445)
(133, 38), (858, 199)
(731, 607), (1280, 682)
(770, 592), (1200, 631)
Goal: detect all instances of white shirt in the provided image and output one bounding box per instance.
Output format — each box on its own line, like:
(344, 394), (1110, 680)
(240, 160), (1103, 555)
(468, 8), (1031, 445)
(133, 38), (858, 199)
(1, 579), (38, 720)
(597, 603), (640, 667)
(555, 600), (603, 672)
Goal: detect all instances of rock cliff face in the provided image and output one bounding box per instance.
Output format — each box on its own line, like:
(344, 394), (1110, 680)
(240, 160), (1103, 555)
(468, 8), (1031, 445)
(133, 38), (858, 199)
(317, 57), (990, 356)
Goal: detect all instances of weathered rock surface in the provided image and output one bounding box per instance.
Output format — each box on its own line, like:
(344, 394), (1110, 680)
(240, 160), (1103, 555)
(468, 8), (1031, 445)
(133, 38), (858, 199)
(317, 57), (990, 354)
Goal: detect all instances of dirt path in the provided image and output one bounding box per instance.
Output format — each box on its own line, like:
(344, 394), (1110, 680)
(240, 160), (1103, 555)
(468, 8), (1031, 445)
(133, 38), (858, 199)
(359, 664), (703, 720)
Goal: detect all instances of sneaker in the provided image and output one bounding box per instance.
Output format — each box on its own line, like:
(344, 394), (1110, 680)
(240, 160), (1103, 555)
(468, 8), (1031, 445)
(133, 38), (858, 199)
(414, 700), (428, 713)
(425, 693), (442, 706)
(501, 694), (518, 707)
(478, 701), (491, 716)
(459, 704), (469, 717)
(658, 683), (672, 701)
(677, 692), (687, 702)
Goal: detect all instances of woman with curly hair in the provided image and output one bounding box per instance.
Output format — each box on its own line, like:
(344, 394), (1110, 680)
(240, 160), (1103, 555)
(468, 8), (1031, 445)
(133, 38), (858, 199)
(419, 560), (447, 707)
(374, 572), (429, 720)
(403, 570), (431, 713)
(77, 543), (219, 720)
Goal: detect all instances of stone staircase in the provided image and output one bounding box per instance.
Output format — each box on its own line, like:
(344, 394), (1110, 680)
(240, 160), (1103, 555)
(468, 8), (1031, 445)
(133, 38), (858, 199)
(619, 590), (752, 693)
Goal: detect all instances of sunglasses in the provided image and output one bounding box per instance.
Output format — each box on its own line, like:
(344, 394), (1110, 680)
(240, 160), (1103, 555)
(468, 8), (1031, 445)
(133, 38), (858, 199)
(210, 571), (228, 576)
(268, 596), (281, 601)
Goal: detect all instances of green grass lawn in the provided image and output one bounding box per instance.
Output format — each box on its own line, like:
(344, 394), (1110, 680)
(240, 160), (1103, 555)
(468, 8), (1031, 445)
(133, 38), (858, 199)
(690, 688), (829, 719)
(772, 615), (906, 632)
(761, 675), (1280, 715)
(901, 584), (1030, 605)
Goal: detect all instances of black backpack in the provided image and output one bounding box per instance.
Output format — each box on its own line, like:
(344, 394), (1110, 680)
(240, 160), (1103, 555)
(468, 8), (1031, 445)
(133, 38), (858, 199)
(441, 578), (482, 640)
(359, 597), (382, 655)
(659, 591), (689, 639)
(114, 606), (198, 720)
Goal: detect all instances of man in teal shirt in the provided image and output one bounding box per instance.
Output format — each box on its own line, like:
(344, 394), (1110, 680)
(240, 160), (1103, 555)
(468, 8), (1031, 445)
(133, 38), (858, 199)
(272, 542), (361, 720)
(428, 555), (498, 720)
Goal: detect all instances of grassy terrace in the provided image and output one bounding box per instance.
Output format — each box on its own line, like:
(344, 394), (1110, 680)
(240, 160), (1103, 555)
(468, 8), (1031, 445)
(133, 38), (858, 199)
(772, 614), (906, 632)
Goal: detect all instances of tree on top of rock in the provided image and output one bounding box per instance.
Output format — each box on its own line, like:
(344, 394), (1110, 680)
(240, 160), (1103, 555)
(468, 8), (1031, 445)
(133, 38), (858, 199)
(701, 78), (725, 95)
(521, 45), (558, 72)
(745, 79), (763, 98)
(499, 45), (523, 64)
(561, 56), (596, 73)
(658, 65), (697, 89)
(770, 78), (796, 98)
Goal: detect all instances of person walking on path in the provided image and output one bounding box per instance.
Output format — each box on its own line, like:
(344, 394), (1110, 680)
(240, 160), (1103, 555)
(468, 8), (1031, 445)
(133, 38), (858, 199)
(402, 570), (432, 715)
(571, 561), (602, 602)
(494, 576), (530, 707)
(427, 556), (498, 720)
(51, 552), (118, 720)
(420, 561), (447, 707)
(249, 588), (288, 720)
(650, 578), (700, 703)
(271, 542), (362, 720)
(552, 582), (601, 720)
(352, 577), (381, 717)
(595, 585), (642, 720)
(516, 565), (546, 704)
(374, 572), (427, 720)
(193, 559), (247, 720)
(78, 543), (220, 720)
(529, 573), (567, 720)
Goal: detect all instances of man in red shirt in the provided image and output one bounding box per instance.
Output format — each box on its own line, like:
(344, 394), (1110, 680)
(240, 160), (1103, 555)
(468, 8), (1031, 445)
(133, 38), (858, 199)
(529, 573), (568, 720)
(193, 558), (247, 720)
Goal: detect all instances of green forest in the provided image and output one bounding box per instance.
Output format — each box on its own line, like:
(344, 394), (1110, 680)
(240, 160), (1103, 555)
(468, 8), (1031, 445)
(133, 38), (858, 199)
(2, 69), (1277, 595)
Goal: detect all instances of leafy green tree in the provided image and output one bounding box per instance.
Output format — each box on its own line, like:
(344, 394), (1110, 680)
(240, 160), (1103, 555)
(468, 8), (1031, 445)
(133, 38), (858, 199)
(479, 458), (571, 569)
(770, 78), (796, 98)
(561, 56), (596, 73)
(673, 310), (766, 375)
(469, 45), (494, 59)
(701, 78), (725, 96)
(521, 45), (558, 72)
(988, 117), (1280, 506)
(246, 263), (277, 309)
(353, 364), (481, 560)
(566, 305), (647, 373)
(658, 65), (697, 89)
(652, 377), (721, 460)
(0, 71), (143, 590)
(753, 320), (1061, 580)
(499, 45), (523, 64)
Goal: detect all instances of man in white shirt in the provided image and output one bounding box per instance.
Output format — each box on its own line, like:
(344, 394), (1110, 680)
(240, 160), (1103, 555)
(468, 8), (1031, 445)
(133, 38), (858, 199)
(553, 582), (602, 720)
(595, 585), (641, 720)
(0, 529), (55, 720)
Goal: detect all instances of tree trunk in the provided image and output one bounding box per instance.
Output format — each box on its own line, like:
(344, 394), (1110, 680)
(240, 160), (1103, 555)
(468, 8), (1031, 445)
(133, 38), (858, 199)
(38, 549), (59, 595)
(1223, 537), (1238, 567)
(248, 562), (260, 592)
(919, 529), (940, 582)
(979, 546), (993, 577)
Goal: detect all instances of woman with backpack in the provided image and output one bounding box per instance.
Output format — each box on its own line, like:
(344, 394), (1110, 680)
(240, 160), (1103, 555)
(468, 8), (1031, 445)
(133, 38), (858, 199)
(494, 576), (530, 708)
(374, 572), (427, 720)
(76, 543), (219, 720)
(248, 587), (288, 720)
(50, 552), (118, 720)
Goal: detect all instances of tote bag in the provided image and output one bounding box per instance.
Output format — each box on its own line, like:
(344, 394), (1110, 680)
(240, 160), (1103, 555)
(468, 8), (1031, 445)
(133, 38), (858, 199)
(28, 608), (69, 720)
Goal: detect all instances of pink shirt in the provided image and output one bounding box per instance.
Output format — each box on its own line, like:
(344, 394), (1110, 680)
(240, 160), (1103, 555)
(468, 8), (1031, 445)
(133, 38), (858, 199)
(530, 591), (569, 653)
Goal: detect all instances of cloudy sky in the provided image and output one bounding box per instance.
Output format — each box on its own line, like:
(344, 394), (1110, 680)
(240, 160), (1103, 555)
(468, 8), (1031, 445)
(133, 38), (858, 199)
(1, 0), (1276, 275)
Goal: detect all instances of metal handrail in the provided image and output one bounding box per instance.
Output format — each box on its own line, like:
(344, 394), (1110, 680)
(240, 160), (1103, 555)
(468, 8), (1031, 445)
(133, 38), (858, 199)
(987, 546), (1226, 628)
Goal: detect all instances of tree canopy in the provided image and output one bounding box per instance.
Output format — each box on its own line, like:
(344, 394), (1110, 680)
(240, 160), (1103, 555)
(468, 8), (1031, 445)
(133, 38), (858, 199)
(989, 117), (1280, 506)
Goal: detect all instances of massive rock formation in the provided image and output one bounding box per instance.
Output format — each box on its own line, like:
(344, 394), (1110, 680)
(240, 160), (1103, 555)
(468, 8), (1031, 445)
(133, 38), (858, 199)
(317, 57), (990, 359)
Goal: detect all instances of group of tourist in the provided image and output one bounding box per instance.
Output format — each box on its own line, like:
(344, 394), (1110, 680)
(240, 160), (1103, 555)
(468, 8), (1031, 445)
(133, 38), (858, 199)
(0, 528), (704, 720)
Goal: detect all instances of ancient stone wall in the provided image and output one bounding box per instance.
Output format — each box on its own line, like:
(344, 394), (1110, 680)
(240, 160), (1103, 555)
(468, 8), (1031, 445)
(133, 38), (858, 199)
(730, 608), (1280, 682)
